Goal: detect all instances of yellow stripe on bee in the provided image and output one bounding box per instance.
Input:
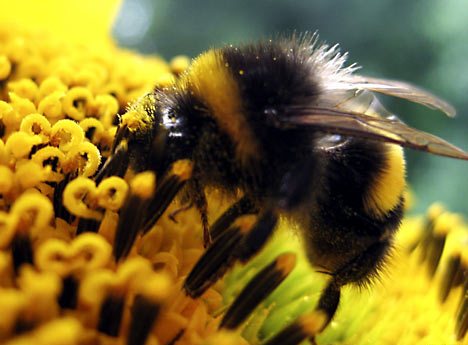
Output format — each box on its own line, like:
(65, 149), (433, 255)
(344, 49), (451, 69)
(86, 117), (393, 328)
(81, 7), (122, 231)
(181, 50), (259, 161)
(364, 144), (406, 218)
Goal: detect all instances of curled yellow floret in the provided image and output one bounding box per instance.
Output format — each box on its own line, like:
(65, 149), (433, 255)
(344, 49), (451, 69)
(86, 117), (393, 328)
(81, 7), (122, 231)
(49, 119), (84, 152)
(0, 101), (17, 133)
(71, 233), (112, 270)
(130, 171), (156, 199)
(10, 192), (54, 230)
(96, 176), (128, 211)
(92, 94), (119, 128)
(7, 78), (38, 101)
(5, 131), (42, 159)
(79, 118), (104, 142)
(8, 92), (36, 118)
(35, 233), (111, 276)
(61, 87), (93, 121)
(37, 77), (68, 101)
(31, 146), (66, 182)
(19, 113), (51, 143)
(37, 91), (65, 120)
(14, 160), (48, 190)
(65, 141), (101, 177)
(0, 211), (18, 249)
(62, 177), (102, 220)
(0, 166), (14, 195)
(35, 239), (72, 276)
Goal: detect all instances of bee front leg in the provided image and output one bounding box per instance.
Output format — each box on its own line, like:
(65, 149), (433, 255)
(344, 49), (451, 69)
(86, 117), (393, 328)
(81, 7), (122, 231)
(94, 125), (130, 183)
(113, 159), (193, 261)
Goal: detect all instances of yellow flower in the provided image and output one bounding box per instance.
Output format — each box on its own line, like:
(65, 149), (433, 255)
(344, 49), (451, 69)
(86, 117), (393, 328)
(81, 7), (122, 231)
(0, 2), (466, 345)
(224, 207), (467, 345)
(0, 0), (121, 47)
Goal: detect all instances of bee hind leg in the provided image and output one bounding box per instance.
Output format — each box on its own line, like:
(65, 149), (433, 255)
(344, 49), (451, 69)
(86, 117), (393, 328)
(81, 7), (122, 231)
(306, 239), (392, 343)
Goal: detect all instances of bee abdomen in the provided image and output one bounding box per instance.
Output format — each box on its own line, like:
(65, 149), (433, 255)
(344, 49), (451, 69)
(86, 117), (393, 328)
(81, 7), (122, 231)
(363, 144), (406, 219)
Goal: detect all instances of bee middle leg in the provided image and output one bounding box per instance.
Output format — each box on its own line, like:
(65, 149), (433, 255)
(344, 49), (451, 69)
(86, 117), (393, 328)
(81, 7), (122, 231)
(183, 210), (278, 298)
(210, 195), (258, 241)
(167, 201), (194, 223)
(184, 159), (318, 297)
(189, 178), (211, 248)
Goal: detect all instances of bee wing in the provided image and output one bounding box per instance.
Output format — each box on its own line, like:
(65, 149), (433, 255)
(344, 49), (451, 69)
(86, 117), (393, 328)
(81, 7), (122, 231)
(344, 76), (456, 117)
(283, 107), (468, 160)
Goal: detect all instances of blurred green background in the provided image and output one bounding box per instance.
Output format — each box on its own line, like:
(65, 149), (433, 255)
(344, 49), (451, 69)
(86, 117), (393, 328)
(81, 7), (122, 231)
(112, 0), (468, 215)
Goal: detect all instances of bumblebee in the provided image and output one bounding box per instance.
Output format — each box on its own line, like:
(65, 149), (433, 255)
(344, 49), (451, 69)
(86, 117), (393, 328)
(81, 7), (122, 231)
(96, 35), (468, 343)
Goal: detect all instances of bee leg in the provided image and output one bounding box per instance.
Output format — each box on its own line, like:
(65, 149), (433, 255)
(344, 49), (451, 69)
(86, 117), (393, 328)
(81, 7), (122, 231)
(140, 160), (194, 234)
(210, 195), (258, 241)
(113, 187), (152, 261)
(183, 215), (259, 298)
(259, 281), (340, 345)
(313, 281), (341, 331)
(308, 239), (392, 341)
(167, 201), (194, 223)
(237, 157), (323, 262)
(94, 139), (130, 184)
(183, 208), (279, 298)
(113, 160), (193, 261)
(234, 209), (278, 262)
(261, 312), (326, 345)
(220, 252), (296, 330)
(190, 179), (211, 248)
(110, 123), (130, 154)
(184, 161), (317, 296)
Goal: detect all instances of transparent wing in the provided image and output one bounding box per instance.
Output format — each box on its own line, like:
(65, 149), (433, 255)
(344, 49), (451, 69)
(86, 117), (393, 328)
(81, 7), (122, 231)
(342, 76), (456, 117)
(282, 107), (468, 160)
